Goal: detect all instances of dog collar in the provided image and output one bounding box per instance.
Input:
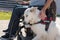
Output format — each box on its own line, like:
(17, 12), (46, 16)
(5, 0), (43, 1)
(24, 20), (50, 26)
(24, 17), (53, 26)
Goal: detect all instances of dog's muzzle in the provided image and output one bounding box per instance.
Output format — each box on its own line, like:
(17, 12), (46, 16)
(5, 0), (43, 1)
(24, 20), (50, 26)
(24, 17), (53, 26)
(24, 22), (32, 26)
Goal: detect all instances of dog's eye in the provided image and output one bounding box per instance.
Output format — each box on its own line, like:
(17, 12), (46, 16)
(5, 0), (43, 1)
(26, 15), (28, 17)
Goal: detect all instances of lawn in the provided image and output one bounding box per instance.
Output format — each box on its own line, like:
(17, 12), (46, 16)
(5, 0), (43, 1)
(0, 11), (12, 20)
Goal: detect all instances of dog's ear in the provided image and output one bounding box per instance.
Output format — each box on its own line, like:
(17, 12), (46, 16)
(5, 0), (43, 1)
(30, 7), (38, 12)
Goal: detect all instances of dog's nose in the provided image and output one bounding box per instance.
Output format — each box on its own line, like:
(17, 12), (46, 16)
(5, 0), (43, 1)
(24, 21), (27, 24)
(24, 21), (30, 25)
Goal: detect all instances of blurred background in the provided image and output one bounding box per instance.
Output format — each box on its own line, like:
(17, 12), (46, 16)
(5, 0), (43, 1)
(0, 0), (60, 20)
(0, 0), (29, 20)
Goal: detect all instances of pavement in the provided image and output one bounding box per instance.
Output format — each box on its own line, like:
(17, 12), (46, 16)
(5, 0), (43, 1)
(0, 17), (60, 40)
(0, 20), (17, 40)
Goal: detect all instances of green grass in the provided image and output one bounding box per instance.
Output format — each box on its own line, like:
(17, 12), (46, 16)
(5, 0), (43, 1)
(0, 11), (12, 20)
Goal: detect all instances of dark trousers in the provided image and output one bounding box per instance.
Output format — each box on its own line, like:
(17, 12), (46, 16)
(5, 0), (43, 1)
(7, 5), (27, 35)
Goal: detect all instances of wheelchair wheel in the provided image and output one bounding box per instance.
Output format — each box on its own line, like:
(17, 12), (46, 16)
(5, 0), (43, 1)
(17, 34), (22, 40)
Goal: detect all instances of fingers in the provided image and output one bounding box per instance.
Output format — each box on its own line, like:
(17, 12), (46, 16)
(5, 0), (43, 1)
(39, 13), (47, 20)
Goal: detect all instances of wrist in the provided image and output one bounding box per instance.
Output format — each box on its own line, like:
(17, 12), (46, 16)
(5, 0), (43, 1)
(42, 8), (47, 11)
(41, 9), (46, 12)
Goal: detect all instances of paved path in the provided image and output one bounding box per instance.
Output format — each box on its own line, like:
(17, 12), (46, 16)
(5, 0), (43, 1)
(0, 17), (60, 40)
(0, 20), (17, 40)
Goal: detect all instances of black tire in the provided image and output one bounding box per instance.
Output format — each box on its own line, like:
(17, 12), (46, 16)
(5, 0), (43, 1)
(17, 34), (22, 40)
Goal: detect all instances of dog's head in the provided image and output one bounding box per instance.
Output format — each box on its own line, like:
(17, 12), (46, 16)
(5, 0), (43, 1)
(24, 7), (41, 24)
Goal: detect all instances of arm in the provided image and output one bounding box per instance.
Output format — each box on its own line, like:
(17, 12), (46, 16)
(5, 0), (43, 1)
(42, 0), (53, 11)
(39, 0), (53, 20)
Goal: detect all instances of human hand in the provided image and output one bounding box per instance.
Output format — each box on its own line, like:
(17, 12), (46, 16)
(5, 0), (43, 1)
(39, 10), (47, 20)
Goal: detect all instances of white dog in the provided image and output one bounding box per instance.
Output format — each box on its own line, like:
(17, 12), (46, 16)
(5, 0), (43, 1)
(24, 7), (58, 40)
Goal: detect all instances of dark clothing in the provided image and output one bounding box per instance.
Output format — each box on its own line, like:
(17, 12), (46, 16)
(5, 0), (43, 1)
(7, 5), (27, 35)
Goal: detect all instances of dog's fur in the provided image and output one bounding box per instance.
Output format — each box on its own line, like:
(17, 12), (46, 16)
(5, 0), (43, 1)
(24, 7), (58, 40)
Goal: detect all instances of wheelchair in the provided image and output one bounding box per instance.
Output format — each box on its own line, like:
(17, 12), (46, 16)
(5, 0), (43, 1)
(16, 16), (34, 40)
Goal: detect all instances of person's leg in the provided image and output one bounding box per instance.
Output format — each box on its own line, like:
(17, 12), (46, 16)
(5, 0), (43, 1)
(9, 8), (27, 36)
(3, 5), (19, 32)
(45, 1), (56, 31)
(50, 1), (56, 21)
(1, 6), (27, 38)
